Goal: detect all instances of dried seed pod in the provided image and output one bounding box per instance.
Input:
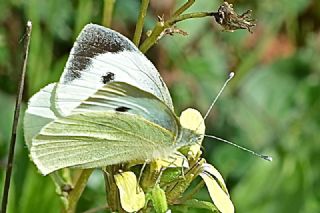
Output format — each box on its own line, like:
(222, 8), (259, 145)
(213, 2), (256, 33)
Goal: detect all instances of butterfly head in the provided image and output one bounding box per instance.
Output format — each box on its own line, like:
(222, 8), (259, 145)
(178, 108), (205, 147)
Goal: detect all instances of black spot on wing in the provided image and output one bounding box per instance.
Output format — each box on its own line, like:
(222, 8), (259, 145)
(101, 72), (115, 83)
(115, 106), (131, 112)
(63, 24), (135, 83)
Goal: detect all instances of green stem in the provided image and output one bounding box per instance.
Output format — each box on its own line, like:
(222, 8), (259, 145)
(168, 12), (216, 25)
(133, 0), (150, 46)
(103, 0), (116, 27)
(139, 12), (215, 53)
(139, 0), (196, 53)
(63, 169), (94, 213)
(1, 21), (32, 213)
(82, 204), (109, 213)
(105, 165), (124, 212)
(172, 0), (195, 18)
(50, 171), (72, 197)
(178, 180), (205, 203)
(165, 158), (205, 203)
(139, 21), (166, 53)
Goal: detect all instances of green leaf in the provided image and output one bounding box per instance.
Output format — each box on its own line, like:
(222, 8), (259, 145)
(160, 168), (183, 184)
(171, 199), (219, 212)
(150, 184), (168, 213)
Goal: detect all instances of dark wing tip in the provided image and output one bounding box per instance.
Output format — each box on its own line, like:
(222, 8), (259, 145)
(63, 24), (136, 83)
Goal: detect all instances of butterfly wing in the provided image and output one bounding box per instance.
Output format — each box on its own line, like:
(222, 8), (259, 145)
(31, 112), (177, 175)
(55, 24), (173, 116)
(72, 81), (179, 133)
(30, 82), (181, 175)
(24, 83), (58, 147)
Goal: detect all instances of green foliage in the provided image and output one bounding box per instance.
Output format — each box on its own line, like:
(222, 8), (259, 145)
(170, 199), (219, 213)
(1, 0), (320, 212)
(149, 184), (168, 213)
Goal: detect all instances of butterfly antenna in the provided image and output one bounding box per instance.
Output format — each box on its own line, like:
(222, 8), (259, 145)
(203, 72), (235, 121)
(204, 134), (272, 161)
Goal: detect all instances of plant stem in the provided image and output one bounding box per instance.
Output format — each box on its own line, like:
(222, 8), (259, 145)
(172, 0), (195, 18)
(82, 204), (109, 213)
(103, 0), (116, 27)
(165, 158), (205, 203)
(104, 165), (124, 212)
(1, 21), (32, 213)
(139, 11), (215, 53)
(168, 12), (216, 25)
(139, 0), (197, 53)
(63, 169), (93, 213)
(179, 180), (205, 203)
(50, 172), (70, 192)
(139, 21), (166, 53)
(133, 0), (150, 46)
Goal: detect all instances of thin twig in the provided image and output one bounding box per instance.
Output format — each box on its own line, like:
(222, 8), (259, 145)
(133, 0), (150, 46)
(139, 1), (191, 53)
(166, 159), (205, 203)
(172, 0), (195, 18)
(102, 0), (116, 27)
(62, 169), (94, 213)
(104, 165), (122, 212)
(139, 2), (255, 53)
(139, 11), (215, 53)
(168, 12), (216, 25)
(139, 21), (166, 53)
(1, 21), (32, 213)
(82, 204), (109, 213)
(178, 180), (205, 203)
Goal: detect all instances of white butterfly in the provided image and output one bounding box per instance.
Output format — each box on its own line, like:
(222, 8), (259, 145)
(24, 24), (205, 175)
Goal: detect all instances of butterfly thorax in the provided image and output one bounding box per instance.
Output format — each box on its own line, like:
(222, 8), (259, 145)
(175, 127), (203, 149)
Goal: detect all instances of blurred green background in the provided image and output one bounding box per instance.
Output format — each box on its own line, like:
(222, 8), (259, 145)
(1, 0), (320, 212)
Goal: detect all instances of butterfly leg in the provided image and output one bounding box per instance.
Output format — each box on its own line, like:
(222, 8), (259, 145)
(167, 155), (186, 180)
(180, 157), (186, 180)
(155, 167), (165, 186)
(137, 160), (149, 193)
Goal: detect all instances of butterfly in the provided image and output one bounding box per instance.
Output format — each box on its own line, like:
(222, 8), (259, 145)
(24, 24), (205, 175)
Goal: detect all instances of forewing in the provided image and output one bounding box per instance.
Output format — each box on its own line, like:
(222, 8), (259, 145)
(55, 24), (173, 116)
(24, 83), (58, 147)
(31, 111), (176, 175)
(72, 81), (178, 133)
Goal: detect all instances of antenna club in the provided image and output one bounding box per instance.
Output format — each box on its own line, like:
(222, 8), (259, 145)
(27, 20), (32, 27)
(229, 72), (235, 79)
(202, 71), (234, 121)
(263, 156), (273, 162)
